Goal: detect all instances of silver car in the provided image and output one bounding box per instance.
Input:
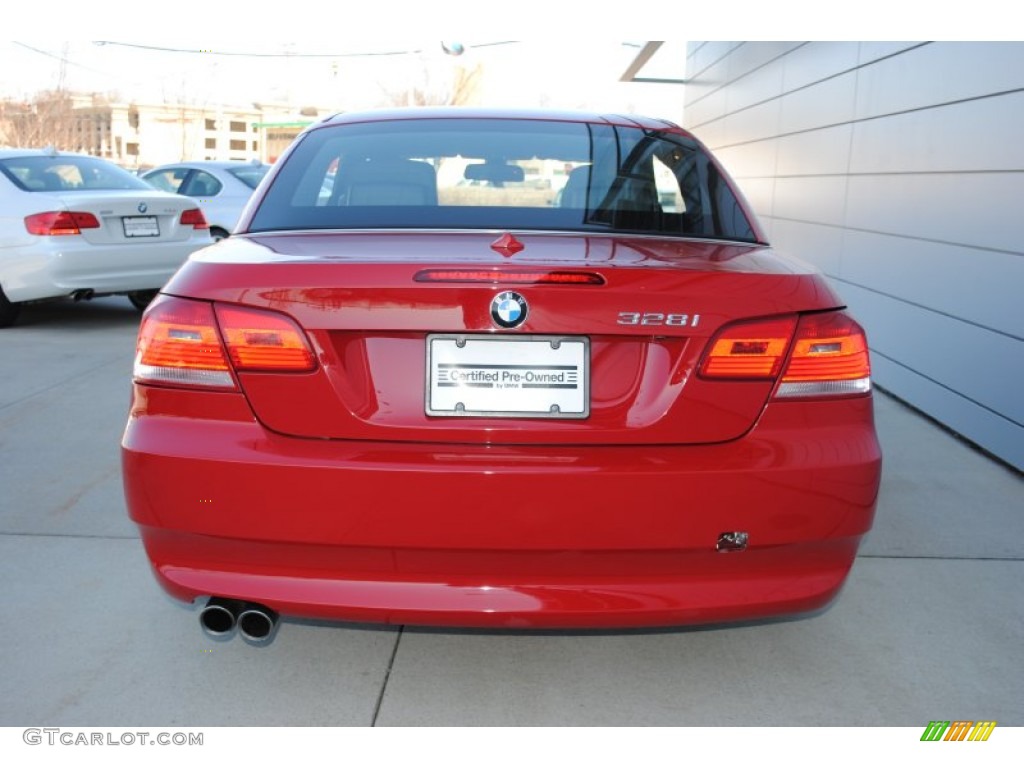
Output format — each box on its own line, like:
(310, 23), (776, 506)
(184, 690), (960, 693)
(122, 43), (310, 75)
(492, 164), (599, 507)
(142, 160), (270, 241)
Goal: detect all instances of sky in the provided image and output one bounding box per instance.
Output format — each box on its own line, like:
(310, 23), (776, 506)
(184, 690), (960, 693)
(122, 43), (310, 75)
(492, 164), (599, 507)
(0, 0), (1001, 122)
(1, 40), (687, 120)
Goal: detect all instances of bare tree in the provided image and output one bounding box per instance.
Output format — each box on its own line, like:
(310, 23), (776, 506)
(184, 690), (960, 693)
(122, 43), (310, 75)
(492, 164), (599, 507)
(0, 90), (78, 149)
(448, 63), (483, 107)
(382, 60), (484, 107)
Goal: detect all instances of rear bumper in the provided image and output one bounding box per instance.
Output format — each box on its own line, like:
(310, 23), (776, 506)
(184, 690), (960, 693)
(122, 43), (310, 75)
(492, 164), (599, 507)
(122, 386), (881, 628)
(3, 237), (209, 303)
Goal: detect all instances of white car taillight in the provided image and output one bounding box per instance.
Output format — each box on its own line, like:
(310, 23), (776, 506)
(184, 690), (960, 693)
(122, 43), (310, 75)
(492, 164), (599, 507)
(180, 208), (209, 230)
(24, 211), (101, 236)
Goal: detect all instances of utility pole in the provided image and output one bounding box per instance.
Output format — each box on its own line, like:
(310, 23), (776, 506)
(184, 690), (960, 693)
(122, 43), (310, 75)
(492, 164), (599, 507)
(57, 42), (69, 93)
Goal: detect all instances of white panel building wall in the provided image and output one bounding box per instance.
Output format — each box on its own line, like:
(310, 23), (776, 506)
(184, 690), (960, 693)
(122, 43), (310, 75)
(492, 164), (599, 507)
(684, 42), (1024, 470)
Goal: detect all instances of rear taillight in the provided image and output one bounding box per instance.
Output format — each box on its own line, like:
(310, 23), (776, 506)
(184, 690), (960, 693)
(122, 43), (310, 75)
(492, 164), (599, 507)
(133, 297), (316, 389)
(699, 316), (798, 379)
(180, 208), (209, 230)
(25, 211), (101, 236)
(134, 298), (234, 389)
(699, 310), (871, 398)
(776, 311), (871, 398)
(215, 305), (316, 373)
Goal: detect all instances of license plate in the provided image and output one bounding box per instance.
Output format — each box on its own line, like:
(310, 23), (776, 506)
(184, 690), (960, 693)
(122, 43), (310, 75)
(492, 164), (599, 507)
(427, 335), (589, 418)
(122, 216), (159, 238)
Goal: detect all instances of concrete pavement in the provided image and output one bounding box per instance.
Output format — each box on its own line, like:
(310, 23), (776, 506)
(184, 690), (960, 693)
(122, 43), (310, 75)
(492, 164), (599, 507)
(1, 296), (1021, 726)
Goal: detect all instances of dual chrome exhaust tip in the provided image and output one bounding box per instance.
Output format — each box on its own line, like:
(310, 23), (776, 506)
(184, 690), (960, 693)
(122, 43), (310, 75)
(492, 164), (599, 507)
(199, 597), (279, 646)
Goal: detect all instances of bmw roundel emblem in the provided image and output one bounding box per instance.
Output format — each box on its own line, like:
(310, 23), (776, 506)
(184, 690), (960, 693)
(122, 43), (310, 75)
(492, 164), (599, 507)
(137, 202), (148, 213)
(491, 291), (528, 329)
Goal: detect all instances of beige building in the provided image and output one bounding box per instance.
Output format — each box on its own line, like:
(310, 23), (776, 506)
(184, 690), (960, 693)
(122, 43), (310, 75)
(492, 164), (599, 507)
(1, 92), (329, 169)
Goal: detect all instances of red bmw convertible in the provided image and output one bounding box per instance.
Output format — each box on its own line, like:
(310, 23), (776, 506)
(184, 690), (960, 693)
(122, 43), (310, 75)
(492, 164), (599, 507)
(122, 108), (881, 643)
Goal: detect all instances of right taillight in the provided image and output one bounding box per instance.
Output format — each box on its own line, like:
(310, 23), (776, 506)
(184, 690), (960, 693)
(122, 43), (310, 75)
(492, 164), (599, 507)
(699, 315), (798, 380)
(180, 208), (209, 230)
(134, 296), (316, 389)
(775, 311), (871, 398)
(699, 310), (871, 398)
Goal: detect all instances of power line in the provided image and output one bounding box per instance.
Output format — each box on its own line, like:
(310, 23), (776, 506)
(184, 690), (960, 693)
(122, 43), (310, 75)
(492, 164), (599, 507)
(90, 41), (519, 58)
(11, 41), (117, 79)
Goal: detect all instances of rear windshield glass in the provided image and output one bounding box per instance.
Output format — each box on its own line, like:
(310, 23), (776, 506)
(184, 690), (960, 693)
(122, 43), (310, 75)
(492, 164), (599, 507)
(247, 118), (758, 242)
(228, 165), (270, 189)
(0, 155), (151, 192)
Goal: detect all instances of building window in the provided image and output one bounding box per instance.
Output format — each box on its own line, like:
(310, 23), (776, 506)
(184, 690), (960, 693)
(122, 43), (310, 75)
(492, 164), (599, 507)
(230, 120), (246, 133)
(127, 142), (139, 156)
(205, 138), (216, 149)
(230, 139), (246, 151)
(205, 118), (217, 131)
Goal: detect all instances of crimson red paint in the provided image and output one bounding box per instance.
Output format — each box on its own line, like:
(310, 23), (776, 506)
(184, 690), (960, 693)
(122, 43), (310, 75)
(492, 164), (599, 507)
(491, 232), (525, 257)
(122, 109), (881, 633)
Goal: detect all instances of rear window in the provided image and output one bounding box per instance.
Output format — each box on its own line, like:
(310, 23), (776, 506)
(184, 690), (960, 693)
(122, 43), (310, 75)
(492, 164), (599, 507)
(247, 118), (758, 243)
(0, 155), (151, 192)
(142, 167), (188, 193)
(228, 165), (270, 189)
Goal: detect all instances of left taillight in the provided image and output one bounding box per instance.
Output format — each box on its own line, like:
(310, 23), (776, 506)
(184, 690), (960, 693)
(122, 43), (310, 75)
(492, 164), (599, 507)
(133, 296), (315, 389)
(180, 208), (209, 230)
(134, 297), (235, 389)
(25, 211), (100, 236)
(215, 304), (316, 373)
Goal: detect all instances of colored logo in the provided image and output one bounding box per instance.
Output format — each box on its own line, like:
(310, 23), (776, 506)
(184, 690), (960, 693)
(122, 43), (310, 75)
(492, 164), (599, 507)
(137, 202), (148, 213)
(491, 291), (528, 329)
(920, 721), (996, 741)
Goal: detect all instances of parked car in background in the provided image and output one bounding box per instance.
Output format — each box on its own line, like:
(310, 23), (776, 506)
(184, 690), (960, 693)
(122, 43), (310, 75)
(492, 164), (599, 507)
(123, 108), (882, 644)
(0, 148), (212, 327)
(141, 160), (270, 241)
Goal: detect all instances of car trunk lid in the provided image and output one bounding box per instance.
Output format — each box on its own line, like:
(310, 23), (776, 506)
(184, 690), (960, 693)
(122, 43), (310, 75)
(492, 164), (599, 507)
(165, 231), (844, 446)
(52, 190), (201, 245)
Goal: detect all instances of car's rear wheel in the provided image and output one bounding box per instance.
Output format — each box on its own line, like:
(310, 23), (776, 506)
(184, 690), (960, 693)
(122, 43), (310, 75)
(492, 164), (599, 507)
(128, 290), (159, 311)
(0, 286), (22, 328)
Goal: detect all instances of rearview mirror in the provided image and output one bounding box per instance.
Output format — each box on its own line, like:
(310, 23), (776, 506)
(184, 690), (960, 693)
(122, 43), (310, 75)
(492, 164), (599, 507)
(464, 163), (525, 184)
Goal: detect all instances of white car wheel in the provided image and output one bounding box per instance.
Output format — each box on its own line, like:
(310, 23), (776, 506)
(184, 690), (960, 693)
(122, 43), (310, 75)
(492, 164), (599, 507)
(0, 286), (21, 328)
